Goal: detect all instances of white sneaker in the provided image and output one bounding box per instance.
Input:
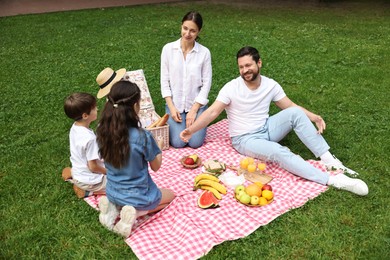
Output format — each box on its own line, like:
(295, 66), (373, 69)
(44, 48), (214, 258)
(113, 205), (136, 238)
(98, 196), (119, 231)
(322, 155), (359, 176)
(328, 174), (369, 196)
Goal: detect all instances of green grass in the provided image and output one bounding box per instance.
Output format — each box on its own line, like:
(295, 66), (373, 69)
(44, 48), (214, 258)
(1, 1), (389, 259)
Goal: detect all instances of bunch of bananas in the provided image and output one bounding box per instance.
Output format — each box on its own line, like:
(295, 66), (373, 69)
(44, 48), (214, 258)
(193, 173), (227, 200)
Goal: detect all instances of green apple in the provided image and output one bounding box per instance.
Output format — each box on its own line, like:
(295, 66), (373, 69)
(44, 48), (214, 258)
(235, 185), (245, 195)
(250, 195), (260, 205)
(239, 193), (251, 204)
(236, 190), (246, 200)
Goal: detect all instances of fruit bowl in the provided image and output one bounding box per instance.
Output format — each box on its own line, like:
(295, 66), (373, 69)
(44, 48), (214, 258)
(180, 156), (202, 169)
(234, 183), (274, 207)
(234, 196), (273, 207)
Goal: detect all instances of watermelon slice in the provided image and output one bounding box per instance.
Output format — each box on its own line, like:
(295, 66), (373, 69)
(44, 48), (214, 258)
(197, 190), (220, 209)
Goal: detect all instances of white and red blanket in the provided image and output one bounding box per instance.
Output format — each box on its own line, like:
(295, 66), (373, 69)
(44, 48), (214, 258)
(85, 119), (328, 259)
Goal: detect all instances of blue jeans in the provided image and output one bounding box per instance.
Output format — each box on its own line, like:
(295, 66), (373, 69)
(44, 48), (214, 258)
(165, 105), (208, 148)
(231, 107), (330, 185)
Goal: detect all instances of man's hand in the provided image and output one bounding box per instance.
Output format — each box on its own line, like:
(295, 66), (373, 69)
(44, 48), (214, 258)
(180, 128), (192, 143)
(313, 115), (326, 134)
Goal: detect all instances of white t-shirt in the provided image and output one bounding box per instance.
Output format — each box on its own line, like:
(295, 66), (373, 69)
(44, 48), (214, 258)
(160, 38), (212, 112)
(69, 124), (104, 184)
(216, 75), (286, 137)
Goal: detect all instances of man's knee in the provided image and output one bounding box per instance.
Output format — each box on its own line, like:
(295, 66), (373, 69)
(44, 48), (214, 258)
(286, 106), (305, 116)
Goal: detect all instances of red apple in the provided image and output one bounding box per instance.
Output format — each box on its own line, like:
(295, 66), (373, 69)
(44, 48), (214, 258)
(262, 184), (272, 191)
(184, 157), (195, 165)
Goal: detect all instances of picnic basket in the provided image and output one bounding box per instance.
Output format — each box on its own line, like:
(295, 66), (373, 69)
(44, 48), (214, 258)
(123, 69), (169, 150)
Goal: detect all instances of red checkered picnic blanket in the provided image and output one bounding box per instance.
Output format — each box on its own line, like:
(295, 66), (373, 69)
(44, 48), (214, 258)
(85, 119), (329, 259)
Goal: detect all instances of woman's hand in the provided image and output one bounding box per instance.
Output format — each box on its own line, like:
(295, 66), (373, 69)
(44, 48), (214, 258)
(165, 98), (182, 123)
(186, 110), (197, 128)
(168, 106), (182, 123)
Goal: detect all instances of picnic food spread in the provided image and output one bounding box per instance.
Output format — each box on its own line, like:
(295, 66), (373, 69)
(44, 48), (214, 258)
(193, 173), (227, 200)
(147, 113), (169, 129)
(193, 157), (274, 208)
(229, 157), (273, 184)
(234, 183), (274, 206)
(181, 154), (202, 169)
(202, 159), (226, 175)
(197, 190), (220, 209)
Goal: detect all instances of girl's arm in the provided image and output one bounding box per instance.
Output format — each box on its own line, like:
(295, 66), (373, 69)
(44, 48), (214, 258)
(149, 138), (164, 172)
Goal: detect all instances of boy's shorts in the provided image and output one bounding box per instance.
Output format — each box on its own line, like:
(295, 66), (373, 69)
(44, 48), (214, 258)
(73, 175), (107, 193)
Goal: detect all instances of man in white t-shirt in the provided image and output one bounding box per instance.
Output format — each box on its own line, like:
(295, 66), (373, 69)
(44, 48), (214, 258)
(180, 46), (368, 196)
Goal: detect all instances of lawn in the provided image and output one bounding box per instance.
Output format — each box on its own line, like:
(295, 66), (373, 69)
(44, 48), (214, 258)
(0, 0), (389, 259)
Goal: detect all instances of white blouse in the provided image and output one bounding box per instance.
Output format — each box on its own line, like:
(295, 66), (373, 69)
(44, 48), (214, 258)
(160, 38), (212, 112)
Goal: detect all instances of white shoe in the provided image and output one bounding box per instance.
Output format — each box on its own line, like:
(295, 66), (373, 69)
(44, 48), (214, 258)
(98, 196), (119, 231)
(322, 155), (359, 176)
(113, 206), (136, 238)
(328, 174), (369, 196)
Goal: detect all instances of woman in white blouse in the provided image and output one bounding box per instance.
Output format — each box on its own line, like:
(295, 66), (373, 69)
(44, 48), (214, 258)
(160, 11), (212, 148)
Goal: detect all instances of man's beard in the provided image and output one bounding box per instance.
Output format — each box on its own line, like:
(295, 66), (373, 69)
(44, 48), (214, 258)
(241, 66), (259, 82)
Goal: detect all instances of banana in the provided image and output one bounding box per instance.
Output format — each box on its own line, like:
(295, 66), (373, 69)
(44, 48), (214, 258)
(194, 173), (220, 184)
(188, 154), (198, 163)
(196, 179), (227, 195)
(199, 185), (222, 200)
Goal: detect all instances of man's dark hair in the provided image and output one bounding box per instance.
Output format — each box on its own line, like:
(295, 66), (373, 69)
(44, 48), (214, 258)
(236, 46), (261, 63)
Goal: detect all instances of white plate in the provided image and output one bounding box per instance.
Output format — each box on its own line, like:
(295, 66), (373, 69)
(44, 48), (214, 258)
(219, 171), (245, 188)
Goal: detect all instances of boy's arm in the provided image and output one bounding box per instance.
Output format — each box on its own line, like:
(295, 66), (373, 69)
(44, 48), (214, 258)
(88, 159), (107, 174)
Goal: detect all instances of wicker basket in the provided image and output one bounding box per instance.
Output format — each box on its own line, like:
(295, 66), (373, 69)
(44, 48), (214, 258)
(148, 121), (170, 151)
(123, 69), (170, 150)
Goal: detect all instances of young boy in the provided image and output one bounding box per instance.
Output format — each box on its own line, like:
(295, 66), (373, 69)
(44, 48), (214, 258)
(63, 92), (106, 198)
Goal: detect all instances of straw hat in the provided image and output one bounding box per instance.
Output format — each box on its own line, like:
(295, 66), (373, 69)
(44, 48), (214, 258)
(96, 67), (126, 99)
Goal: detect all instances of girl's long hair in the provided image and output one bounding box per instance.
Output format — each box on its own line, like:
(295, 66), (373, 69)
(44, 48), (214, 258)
(96, 80), (141, 168)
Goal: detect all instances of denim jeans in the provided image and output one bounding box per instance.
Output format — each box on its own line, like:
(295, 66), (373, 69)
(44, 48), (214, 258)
(165, 104), (208, 148)
(231, 107), (330, 185)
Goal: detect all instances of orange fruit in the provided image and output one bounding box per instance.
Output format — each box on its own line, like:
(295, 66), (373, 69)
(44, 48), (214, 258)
(262, 190), (274, 201)
(258, 197), (268, 206)
(247, 157), (255, 164)
(245, 183), (262, 197)
(240, 158), (249, 170)
(254, 182), (263, 189)
(257, 163), (266, 171)
(247, 163), (256, 173)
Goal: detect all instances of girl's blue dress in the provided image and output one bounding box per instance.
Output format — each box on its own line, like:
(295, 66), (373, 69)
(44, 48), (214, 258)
(105, 128), (162, 211)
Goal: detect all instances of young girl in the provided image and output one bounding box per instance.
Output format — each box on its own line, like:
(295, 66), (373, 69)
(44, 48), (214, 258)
(160, 11), (212, 148)
(96, 80), (175, 237)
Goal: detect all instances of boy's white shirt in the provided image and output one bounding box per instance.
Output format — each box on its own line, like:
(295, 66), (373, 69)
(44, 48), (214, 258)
(69, 123), (104, 184)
